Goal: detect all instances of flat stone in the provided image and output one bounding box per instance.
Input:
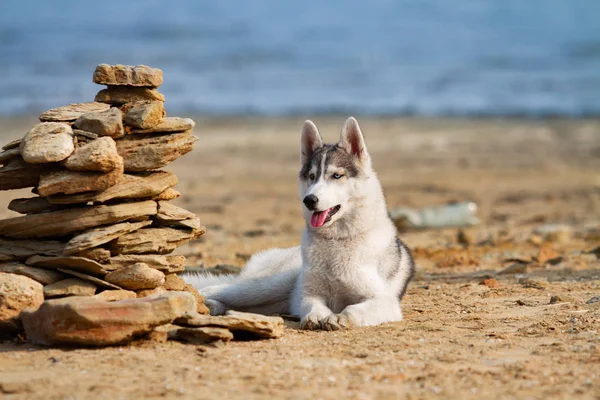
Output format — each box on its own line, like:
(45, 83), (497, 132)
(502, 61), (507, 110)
(136, 286), (167, 298)
(8, 197), (69, 214)
(536, 245), (563, 265)
(0, 158), (42, 190)
(93, 64), (163, 88)
(95, 87), (165, 106)
(175, 310), (284, 339)
(0, 200), (157, 238)
(175, 327), (233, 344)
(73, 129), (99, 140)
(43, 278), (97, 298)
(155, 201), (201, 230)
(152, 188), (181, 201)
(0, 273), (44, 336)
(20, 122), (74, 164)
(0, 147), (20, 164)
(38, 165), (124, 196)
(164, 274), (187, 291)
(71, 247), (111, 262)
(39, 102), (111, 122)
(73, 108), (124, 139)
(57, 268), (122, 289)
(131, 117), (195, 134)
(2, 139), (21, 151)
(62, 136), (123, 173)
(116, 131), (198, 172)
(94, 289), (136, 302)
(46, 171), (178, 204)
(105, 254), (185, 274)
(21, 291), (196, 346)
(105, 263), (165, 290)
(122, 101), (165, 129)
(0, 238), (64, 262)
(26, 255), (108, 276)
(0, 262), (67, 285)
(109, 227), (205, 255)
(182, 284), (210, 314)
(497, 263), (528, 275)
(64, 220), (152, 255)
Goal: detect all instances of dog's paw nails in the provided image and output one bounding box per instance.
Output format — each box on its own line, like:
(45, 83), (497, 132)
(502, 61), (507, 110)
(300, 314), (321, 330)
(321, 314), (353, 331)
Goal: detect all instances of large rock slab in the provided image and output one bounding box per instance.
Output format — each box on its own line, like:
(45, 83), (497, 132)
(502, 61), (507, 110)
(46, 171), (178, 204)
(93, 64), (163, 88)
(38, 165), (124, 197)
(108, 226), (205, 255)
(176, 310), (284, 339)
(26, 255), (109, 276)
(22, 291), (196, 346)
(155, 201), (201, 230)
(175, 326), (233, 344)
(116, 131), (198, 172)
(0, 200), (157, 238)
(0, 238), (64, 261)
(95, 87), (165, 106)
(130, 117), (195, 134)
(122, 101), (165, 129)
(0, 158), (42, 190)
(39, 102), (111, 122)
(64, 220), (152, 255)
(73, 108), (124, 139)
(0, 147), (20, 164)
(8, 196), (69, 215)
(20, 123), (74, 164)
(0, 273), (44, 335)
(105, 254), (185, 274)
(43, 278), (97, 298)
(0, 262), (67, 285)
(62, 136), (123, 172)
(105, 263), (165, 290)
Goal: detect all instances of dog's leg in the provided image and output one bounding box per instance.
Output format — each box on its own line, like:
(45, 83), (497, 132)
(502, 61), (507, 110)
(335, 297), (403, 328)
(299, 296), (334, 330)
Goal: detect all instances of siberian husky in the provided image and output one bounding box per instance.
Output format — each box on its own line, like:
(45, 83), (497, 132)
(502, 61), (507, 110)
(185, 117), (414, 330)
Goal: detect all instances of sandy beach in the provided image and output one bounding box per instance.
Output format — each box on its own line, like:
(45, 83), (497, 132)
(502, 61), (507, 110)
(0, 116), (599, 399)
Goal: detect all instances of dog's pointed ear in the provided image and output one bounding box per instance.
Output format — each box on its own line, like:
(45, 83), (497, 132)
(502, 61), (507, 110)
(339, 117), (368, 161)
(301, 120), (323, 165)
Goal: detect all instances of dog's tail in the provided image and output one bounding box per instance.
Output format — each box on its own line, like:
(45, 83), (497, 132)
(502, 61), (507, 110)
(181, 271), (239, 290)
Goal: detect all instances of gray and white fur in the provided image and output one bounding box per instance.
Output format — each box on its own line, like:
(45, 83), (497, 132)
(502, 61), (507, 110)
(184, 117), (415, 330)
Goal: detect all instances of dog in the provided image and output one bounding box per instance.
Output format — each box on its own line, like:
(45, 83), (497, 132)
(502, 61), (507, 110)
(184, 117), (415, 330)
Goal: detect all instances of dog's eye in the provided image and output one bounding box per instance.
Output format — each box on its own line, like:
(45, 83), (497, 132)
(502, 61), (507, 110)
(332, 173), (343, 179)
(309, 173), (315, 180)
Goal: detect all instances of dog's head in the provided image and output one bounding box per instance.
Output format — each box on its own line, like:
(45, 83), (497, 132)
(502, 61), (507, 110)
(298, 117), (374, 232)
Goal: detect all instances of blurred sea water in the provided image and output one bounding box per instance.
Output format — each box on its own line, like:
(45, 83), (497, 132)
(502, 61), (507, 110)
(0, 0), (599, 116)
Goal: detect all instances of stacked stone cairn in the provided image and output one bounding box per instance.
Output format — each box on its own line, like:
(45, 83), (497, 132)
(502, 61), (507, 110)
(0, 64), (283, 346)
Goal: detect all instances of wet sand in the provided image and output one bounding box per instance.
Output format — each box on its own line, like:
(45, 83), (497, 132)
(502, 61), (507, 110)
(0, 116), (599, 399)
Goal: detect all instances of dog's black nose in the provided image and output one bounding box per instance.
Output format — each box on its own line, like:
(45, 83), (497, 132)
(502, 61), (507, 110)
(303, 194), (319, 210)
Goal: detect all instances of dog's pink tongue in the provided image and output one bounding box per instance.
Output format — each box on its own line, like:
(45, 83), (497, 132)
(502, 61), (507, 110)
(311, 210), (329, 228)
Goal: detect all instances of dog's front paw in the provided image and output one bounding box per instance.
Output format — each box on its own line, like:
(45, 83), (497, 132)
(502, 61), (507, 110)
(205, 299), (228, 315)
(300, 313), (322, 330)
(321, 314), (353, 331)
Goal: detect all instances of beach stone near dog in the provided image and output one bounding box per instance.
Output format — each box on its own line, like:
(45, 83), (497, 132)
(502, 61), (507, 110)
(62, 137), (123, 172)
(0, 262), (67, 285)
(152, 188), (181, 201)
(64, 220), (152, 255)
(0, 158), (42, 190)
(109, 227), (205, 255)
(0, 200), (157, 238)
(0, 147), (20, 164)
(105, 254), (185, 274)
(105, 263), (165, 290)
(20, 122), (74, 164)
(43, 278), (97, 298)
(93, 289), (137, 302)
(0, 273), (44, 335)
(122, 101), (165, 129)
(38, 166), (123, 197)
(175, 327), (233, 344)
(182, 284), (210, 315)
(0, 238), (64, 262)
(8, 196), (69, 215)
(164, 274), (187, 291)
(136, 286), (167, 298)
(116, 131), (198, 172)
(131, 117), (195, 134)
(39, 102), (111, 122)
(155, 201), (201, 230)
(73, 108), (124, 139)
(26, 255), (108, 276)
(46, 171), (178, 204)
(21, 291), (196, 346)
(95, 87), (165, 106)
(93, 64), (163, 88)
(176, 310), (284, 339)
